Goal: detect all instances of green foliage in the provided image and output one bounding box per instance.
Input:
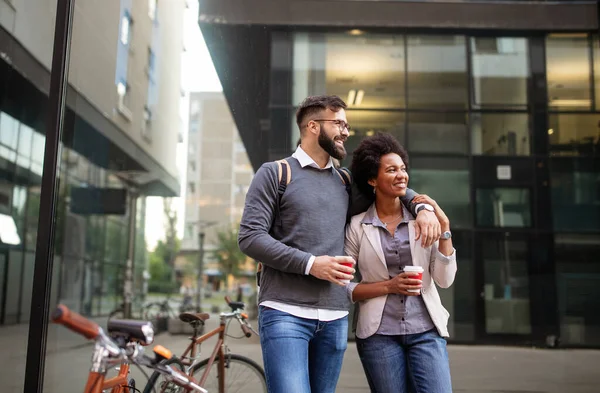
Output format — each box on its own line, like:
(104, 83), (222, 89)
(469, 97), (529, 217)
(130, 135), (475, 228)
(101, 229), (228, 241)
(212, 226), (246, 289)
(147, 199), (181, 294)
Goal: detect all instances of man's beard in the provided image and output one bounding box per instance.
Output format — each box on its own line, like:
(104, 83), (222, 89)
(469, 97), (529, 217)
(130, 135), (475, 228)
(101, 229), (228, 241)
(318, 131), (346, 160)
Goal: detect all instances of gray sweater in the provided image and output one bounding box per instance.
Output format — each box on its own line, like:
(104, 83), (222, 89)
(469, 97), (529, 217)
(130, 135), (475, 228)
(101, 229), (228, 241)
(238, 157), (419, 310)
(238, 158), (350, 309)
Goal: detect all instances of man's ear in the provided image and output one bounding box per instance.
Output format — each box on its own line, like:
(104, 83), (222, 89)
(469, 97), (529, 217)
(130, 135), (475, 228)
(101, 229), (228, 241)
(306, 120), (319, 136)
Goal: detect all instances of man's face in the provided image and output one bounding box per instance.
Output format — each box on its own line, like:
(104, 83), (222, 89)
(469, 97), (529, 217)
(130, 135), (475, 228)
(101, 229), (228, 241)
(317, 108), (349, 160)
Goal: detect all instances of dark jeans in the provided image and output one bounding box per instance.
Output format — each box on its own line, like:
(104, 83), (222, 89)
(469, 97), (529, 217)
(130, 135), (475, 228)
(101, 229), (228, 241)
(356, 329), (452, 393)
(258, 306), (348, 393)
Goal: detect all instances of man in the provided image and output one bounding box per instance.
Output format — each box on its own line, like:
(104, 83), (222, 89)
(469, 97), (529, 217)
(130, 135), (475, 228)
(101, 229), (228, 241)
(238, 95), (439, 393)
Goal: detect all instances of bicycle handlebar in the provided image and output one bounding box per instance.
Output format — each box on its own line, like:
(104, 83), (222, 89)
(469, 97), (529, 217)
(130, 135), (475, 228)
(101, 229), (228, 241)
(240, 323), (252, 338)
(52, 304), (100, 340)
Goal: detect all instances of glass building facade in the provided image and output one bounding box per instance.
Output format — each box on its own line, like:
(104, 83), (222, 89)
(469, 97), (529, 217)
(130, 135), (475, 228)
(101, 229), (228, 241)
(266, 31), (600, 346)
(1, 0), (183, 391)
(198, 0), (600, 349)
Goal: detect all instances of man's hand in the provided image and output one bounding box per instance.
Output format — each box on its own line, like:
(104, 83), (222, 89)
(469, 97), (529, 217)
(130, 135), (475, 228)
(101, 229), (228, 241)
(309, 256), (355, 286)
(413, 194), (450, 232)
(414, 209), (440, 247)
(386, 272), (422, 296)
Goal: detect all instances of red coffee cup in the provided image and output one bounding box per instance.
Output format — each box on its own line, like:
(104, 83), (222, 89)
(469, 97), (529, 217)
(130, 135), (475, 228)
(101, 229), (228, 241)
(335, 256), (355, 284)
(403, 265), (424, 293)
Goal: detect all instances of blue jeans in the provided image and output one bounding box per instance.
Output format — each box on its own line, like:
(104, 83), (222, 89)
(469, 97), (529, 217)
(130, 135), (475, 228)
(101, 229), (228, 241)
(258, 306), (348, 393)
(356, 329), (452, 393)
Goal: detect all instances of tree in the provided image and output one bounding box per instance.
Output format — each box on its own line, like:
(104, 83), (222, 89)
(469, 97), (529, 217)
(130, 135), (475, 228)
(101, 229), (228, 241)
(163, 198), (178, 266)
(212, 227), (246, 290)
(147, 198), (181, 293)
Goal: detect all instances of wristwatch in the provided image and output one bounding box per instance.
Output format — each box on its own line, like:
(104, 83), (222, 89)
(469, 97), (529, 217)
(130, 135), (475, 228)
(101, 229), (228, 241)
(441, 231), (452, 240)
(415, 204), (434, 214)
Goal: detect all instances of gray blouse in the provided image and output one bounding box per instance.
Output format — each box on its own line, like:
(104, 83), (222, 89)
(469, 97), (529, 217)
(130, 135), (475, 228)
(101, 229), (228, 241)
(350, 204), (435, 336)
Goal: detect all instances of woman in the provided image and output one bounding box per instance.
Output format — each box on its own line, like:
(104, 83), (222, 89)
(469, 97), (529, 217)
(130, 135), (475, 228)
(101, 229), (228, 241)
(345, 133), (457, 393)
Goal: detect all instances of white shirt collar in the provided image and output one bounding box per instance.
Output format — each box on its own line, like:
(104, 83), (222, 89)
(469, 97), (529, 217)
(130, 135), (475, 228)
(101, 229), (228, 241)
(292, 146), (333, 170)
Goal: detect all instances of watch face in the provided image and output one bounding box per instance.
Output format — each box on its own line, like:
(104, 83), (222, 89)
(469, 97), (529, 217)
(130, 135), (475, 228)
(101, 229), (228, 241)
(442, 231), (452, 239)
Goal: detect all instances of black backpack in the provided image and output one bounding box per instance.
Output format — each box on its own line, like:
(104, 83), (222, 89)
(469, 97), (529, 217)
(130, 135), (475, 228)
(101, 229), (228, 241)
(256, 159), (352, 286)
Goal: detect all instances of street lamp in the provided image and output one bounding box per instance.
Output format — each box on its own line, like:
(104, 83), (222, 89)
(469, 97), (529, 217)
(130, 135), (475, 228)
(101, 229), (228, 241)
(193, 220), (217, 313)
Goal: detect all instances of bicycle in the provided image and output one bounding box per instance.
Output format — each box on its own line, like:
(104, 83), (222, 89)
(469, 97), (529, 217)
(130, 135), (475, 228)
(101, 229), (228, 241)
(52, 304), (206, 393)
(143, 296), (267, 393)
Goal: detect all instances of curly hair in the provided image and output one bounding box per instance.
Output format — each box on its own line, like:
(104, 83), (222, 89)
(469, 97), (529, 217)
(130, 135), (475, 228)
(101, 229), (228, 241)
(295, 95), (347, 130)
(350, 133), (409, 200)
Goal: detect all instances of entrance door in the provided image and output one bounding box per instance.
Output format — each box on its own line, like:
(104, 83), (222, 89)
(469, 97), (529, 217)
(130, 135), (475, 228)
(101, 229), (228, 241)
(475, 232), (533, 342)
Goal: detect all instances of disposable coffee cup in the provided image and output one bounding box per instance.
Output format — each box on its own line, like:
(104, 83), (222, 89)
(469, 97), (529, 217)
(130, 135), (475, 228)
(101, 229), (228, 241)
(335, 256), (355, 284)
(403, 265), (424, 293)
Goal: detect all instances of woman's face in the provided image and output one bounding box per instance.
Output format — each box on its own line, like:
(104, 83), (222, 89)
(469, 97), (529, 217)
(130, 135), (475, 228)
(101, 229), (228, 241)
(369, 153), (409, 198)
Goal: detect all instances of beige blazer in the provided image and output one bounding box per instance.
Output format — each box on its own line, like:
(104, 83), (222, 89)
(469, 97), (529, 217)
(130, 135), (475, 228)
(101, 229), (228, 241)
(344, 209), (457, 339)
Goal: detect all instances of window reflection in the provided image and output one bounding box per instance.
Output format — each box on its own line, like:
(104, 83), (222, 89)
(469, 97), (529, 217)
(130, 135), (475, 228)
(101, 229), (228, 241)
(546, 34), (592, 110)
(409, 157), (471, 228)
(408, 112), (468, 154)
(342, 110), (405, 165)
(407, 35), (468, 109)
(548, 114), (600, 156)
(293, 32), (405, 108)
(550, 157), (600, 232)
(0, 112), (19, 150)
(482, 236), (531, 335)
(555, 234), (600, 346)
(471, 37), (529, 108)
(477, 188), (531, 227)
(471, 113), (530, 156)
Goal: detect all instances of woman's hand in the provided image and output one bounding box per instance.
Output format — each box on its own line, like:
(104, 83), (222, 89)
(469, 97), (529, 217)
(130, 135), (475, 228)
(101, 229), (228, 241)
(386, 272), (422, 296)
(412, 194), (450, 230)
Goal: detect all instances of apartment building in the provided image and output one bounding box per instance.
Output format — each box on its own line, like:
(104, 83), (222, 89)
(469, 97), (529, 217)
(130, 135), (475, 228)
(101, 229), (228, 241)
(180, 92), (253, 284)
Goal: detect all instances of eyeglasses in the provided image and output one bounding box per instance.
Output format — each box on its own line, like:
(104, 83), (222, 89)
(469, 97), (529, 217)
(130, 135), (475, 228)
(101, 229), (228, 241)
(311, 119), (351, 132)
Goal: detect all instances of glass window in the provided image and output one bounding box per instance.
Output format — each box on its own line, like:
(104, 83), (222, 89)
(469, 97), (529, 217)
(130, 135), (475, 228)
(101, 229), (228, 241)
(550, 157), (600, 232)
(409, 157), (471, 228)
(594, 35), (600, 111)
(4, 250), (23, 324)
(407, 35), (467, 109)
(447, 231), (475, 341)
(0, 112), (19, 150)
(408, 112), (468, 154)
(555, 234), (600, 346)
(341, 110), (405, 166)
(293, 32), (405, 108)
(471, 113), (530, 156)
(17, 123), (33, 158)
(471, 37), (529, 109)
(482, 236), (532, 335)
(476, 188), (531, 227)
(548, 114), (600, 157)
(31, 131), (45, 164)
(546, 34), (592, 110)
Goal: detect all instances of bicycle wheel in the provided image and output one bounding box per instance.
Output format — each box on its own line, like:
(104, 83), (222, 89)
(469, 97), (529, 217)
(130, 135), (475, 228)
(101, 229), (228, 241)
(191, 354), (267, 393)
(142, 357), (185, 393)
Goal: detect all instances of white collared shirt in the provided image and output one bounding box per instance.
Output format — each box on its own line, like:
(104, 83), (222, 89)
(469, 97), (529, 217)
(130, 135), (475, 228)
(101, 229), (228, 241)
(259, 146), (348, 322)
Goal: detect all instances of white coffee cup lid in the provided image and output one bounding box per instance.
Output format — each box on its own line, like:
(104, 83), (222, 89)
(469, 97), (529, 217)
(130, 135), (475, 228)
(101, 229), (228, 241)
(403, 265), (424, 272)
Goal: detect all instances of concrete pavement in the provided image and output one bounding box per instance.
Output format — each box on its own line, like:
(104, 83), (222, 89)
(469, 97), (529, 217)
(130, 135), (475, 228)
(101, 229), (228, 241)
(1, 315), (599, 392)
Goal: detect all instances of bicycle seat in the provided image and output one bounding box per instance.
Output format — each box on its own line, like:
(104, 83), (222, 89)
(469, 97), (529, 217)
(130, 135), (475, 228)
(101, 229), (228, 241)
(179, 312), (210, 324)
(228, 301), (245, 311)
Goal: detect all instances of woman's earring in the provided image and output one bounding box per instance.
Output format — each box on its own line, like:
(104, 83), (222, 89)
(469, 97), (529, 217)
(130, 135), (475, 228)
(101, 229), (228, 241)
(373, 187), (376, 194)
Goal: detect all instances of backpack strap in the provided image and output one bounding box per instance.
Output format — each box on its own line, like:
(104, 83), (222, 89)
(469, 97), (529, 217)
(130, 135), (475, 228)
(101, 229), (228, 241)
(258, 159), (291, 287)
(336, 167), (353, 223)
(274, 159), (291, 227)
